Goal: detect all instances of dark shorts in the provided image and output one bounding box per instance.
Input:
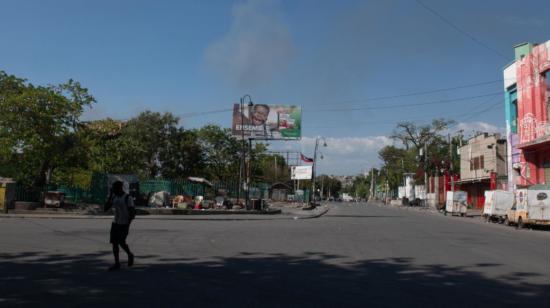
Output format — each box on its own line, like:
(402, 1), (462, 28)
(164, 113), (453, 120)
(110, 223), (130, 244)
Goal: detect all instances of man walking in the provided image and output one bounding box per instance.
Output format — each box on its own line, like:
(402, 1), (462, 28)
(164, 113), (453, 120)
(105, 181), (135, 271)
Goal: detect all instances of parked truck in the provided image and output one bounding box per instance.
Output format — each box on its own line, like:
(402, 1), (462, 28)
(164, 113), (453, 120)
(482, 190), (514, 223)
(507, 185), (550, 228)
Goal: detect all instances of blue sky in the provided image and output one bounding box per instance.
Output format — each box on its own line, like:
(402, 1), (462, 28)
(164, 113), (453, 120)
(1, 0), (549, 175)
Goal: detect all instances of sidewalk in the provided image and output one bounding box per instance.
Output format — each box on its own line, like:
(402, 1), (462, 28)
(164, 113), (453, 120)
(372, 200), (483, 218)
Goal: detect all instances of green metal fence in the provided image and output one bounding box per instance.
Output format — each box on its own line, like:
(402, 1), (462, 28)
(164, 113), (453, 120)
(14, 173), (275, 205)
(140, 179), (206, 197)
(15, 173), (108, 204)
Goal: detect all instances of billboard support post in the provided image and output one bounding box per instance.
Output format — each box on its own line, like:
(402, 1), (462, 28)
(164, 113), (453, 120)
(238, 95), (253, 208)
(232, 101), (301, 208)
(247, 137), (252, 209)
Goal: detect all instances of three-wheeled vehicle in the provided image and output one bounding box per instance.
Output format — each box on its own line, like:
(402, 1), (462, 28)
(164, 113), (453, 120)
(507, 186), (550, 229)
(445, 191), (468, 216)
(483, 190), (514, 223)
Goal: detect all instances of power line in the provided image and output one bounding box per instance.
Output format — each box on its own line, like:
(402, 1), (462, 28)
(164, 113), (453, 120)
(311, 92), (502, 112)
(179, 108), (233, 118)
(318, 79), (503, 106)
(414, 0), (509, 60)
(306, 96), (502, 129)
(178, 79), (505, 118)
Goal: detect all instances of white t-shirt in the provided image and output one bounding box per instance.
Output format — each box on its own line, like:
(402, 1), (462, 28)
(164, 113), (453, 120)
(111, 193), (134, 225)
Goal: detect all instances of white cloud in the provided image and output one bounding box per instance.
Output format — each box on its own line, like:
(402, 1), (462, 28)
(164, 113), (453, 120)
(270, 136), (392, 175)
(451, 121), (504, 137)
(204, 0), (294, 88)
(299, 136), (392, 155)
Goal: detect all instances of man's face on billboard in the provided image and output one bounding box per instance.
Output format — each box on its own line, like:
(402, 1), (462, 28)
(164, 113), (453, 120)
(252, 105), (269, 125)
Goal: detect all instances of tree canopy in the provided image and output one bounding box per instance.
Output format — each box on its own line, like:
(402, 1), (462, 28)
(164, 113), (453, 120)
(1, 70), (298, 188)
(0, 71), (95, 186)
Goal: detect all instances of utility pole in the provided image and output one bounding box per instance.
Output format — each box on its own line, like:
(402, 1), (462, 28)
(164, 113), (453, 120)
(370, 167), (374, 199)
(424, 142), (428, 199)
(385, 167), (389, 203)
(310, 138), (321, 206)
(310, 137), (327, 206)
(449, 133), (454, 193)
(320, 176), (324, 201)
(274, 155), (278, 182)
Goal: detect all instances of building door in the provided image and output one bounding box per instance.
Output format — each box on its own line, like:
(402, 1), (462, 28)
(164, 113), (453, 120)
(544, 161), (550, 185)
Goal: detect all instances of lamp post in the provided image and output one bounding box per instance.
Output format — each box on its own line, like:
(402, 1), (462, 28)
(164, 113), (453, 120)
(238, 95), (253, 208)
(310, 136), (327, 206)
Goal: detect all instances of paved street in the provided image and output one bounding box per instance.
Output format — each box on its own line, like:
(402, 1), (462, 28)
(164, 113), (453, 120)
(1, 202), (550, 307)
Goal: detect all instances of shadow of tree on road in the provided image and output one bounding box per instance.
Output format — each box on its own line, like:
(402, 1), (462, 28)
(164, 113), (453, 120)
(1, 251), (549, 307)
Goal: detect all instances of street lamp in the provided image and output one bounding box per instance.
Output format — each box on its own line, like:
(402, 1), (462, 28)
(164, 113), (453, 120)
(310, 136), (327, 207)
(238, 95), (253, 208)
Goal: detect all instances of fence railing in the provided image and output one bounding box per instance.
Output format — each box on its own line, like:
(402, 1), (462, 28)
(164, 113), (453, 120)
(14, 174), (273, 205)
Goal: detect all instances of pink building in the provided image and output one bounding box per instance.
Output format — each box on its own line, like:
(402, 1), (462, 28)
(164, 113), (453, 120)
(503, 41), (550, 189)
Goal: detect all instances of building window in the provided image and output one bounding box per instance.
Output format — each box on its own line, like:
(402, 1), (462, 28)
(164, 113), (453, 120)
(508, 87), (518, 134)
(474, 157), (480, 170)
(480, 155), (484, 170)
(512, 98), (518, 133)
(546, 70), (550, 122)
(470, 155), (485, 171)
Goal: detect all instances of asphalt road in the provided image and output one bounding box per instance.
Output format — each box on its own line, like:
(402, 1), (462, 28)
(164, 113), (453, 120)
(1, 202), (550, 307)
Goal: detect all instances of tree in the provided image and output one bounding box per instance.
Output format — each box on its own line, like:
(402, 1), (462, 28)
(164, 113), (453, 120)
(0, 71), (95, 185)
(159, 128), (204, 178)
(378, 145), (415, 190)
(197, 125), (242, 181)
(390, 118), (454, 150)
(316, 175), (342, 199)
(253, 152), (290, 183)
(81, 111), (198, 179)
(382, 118), (463, 192)
(123, 111), (180, 178)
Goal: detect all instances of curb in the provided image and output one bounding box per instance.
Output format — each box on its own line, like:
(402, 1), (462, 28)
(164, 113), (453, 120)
(294, 205), (330, 219)
(0, 206), (329, 221)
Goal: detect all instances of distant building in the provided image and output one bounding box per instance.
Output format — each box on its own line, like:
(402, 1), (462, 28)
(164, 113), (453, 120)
(333, 175), (355, 189)
(458, 133), (507, 209)
(503, 41), (550, 190)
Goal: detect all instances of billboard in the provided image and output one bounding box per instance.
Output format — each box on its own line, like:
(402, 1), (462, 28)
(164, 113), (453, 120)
(291, 166), (312, 180)
(232, 104), (301, 140)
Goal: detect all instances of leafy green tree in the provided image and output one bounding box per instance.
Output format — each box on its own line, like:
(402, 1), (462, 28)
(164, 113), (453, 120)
(316, 175), (343, 198)
(253, 152), (289, 183)
(159, 128), (204, 178)
(123, 111), (180, 178)
(197, 125), (242, 181)
(0, 71), (95, 185)
(381, 118), (463, 192)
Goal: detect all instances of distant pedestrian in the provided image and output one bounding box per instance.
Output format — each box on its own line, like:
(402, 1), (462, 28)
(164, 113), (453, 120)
(104, 181), (135, 271)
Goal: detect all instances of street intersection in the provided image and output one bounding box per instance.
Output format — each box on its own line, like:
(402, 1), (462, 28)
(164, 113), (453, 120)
(1, 202), (549, 307)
